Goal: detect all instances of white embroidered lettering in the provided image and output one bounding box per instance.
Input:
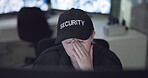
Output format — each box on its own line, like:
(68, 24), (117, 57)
(60, 20), (85, 29)
(73, 20), (77, 25)
(60, 23), (64, 29)
(77, 20), (81, 25)
(65, 21), (69, 27)
(81, 20), (85, 26)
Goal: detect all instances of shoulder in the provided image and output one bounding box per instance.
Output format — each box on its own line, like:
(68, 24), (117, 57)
(93, 44), (123, 70)
(94, 43), (119, 60)
(37, 44), (64, 60)
(94, 44), (117, 58)
(39, 44), (62, 56)
(33, 44), (63, 68)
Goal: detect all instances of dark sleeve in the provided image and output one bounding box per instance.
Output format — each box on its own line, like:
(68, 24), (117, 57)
(32, 48), (60, 70)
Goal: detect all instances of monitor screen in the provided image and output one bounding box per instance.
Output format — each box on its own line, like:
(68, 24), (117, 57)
(50, 0), (111, 14)
(0, 0), (49, 14)
(0, 67), (148, 78)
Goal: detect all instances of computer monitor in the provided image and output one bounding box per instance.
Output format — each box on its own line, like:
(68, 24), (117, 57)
(0, 0), (49, 15)
(0, 67), (148, 78)
(50, 0), (112, 14)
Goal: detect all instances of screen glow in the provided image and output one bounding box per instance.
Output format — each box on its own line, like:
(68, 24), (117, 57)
(0, 0), (48, 14)
(50, 0), (111, 14)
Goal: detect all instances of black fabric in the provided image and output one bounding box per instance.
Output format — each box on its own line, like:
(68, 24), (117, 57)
(55, 8), (94, 44)
(37, 38), (56, 57)
(93, 39), (110, 49)
(33, 44), (122, 71)
(17, 7), (53, 42)
(17, 7), (53, 57)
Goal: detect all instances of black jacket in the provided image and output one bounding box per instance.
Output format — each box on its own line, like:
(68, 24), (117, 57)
(33, 44), (122, 71)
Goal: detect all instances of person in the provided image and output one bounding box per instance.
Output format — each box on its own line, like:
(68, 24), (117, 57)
(33, 8), (122, 71)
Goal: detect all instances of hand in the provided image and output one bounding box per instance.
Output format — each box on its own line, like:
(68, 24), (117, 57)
(72, 40), (94, 71)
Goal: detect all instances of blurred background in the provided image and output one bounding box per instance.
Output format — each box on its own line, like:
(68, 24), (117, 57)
(0, 0), (148, 71)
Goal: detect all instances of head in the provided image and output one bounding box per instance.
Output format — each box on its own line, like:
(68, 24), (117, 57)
(62, 31), (95, 59)
(55, 8), (95, 59)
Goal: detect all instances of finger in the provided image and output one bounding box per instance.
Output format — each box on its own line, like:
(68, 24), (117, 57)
(74, 40), (88, 56)
(90, 45), (93, 61)
(73, 42), (83, 59)
(76, 40), (88, 54)
(73, 49), (81, 62)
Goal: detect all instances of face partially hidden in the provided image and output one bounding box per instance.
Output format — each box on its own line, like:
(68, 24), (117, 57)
(62, 31), (95, 60)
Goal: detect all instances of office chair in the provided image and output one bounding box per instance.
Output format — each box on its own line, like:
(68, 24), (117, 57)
(17, 7), (53, 57)
(37, 38), (109, 56)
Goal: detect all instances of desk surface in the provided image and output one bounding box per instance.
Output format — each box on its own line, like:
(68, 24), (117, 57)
(0, 14), (146, 38)
(0, 14), (147, 42)
(0, 14), (147, 40)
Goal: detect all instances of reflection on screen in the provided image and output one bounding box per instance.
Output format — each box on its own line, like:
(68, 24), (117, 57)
(0, 0), (48, 14)
(51, 0), (111, 14)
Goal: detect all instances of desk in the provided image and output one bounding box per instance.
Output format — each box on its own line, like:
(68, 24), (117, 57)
(0, 14), (147, 70)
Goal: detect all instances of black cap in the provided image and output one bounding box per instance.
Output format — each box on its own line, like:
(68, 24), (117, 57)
(55, 8), (94, 44)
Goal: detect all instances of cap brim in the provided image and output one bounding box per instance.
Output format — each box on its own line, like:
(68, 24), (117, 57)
(55, 29), (92, 44)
